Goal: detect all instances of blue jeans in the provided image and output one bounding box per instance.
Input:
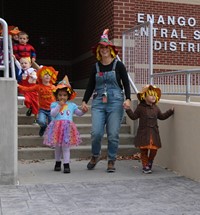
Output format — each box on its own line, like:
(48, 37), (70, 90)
(37, 108), (51, 129)
(91, 91), (124, 160)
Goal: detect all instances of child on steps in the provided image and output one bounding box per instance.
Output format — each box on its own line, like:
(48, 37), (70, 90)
(14, 56), (39, 123)
(18, 66), (58, 136)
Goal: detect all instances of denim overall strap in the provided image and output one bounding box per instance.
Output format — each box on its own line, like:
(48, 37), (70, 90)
(96, 59), (118, 72)
(96, 62), (100, 72)
(94, 59), (121, 93)
(112, 58), (118, 71)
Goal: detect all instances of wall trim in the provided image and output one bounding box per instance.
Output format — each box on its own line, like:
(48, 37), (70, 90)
(154, 64), (200, 70)
(152, 0), (200, 5)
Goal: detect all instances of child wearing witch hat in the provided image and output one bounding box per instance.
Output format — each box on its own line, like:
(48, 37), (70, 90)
(124, 85), (174, 174)
(43, 76), (88, 173)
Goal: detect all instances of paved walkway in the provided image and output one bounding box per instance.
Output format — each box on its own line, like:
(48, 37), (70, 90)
(0, 159), (200, 215)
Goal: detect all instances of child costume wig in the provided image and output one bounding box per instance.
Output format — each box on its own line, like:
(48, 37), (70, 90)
(37, 66), (58, 84)
(137, 85), (161, 104)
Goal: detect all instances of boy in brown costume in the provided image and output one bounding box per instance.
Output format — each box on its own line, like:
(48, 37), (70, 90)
(124, 85), (174, 174)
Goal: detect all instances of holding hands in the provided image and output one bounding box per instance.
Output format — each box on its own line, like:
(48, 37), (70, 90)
(123, 99), (131, 110)
(81, 101), (88, 113)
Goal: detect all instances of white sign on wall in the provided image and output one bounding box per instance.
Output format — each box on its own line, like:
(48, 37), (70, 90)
(137, 13), (200, 52)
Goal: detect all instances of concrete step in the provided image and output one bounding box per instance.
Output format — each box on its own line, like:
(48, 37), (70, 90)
(18, 114), (127, 125)
(18, 133), (135, 147)
(18, 96), (91, 106)
(18, 124), (131, 136)
(18, 145), (138, 160)
(17, 90), (135, 161)
(18, 114), (93, 125)
(74, 89), (86, 97)
(17, 89), (86, 105)
(18, 104), (92, 114)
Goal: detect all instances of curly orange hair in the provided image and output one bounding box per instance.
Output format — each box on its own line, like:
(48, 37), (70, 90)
(37, 66), (58, 84)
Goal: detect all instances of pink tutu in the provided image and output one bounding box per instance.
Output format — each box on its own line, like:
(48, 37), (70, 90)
(43, 120), (82, 147)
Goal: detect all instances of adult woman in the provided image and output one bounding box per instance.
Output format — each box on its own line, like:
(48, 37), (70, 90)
(81, 29), (131, 172)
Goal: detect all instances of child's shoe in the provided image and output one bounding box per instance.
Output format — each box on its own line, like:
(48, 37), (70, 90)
(63, 163), (70, 173)
(148, 161), (153, 170)
(142, 166), (152, 174)
(26, 108), (32, 116)
(33, 119), (39, 125)
(54, 161), (61, 171)
(39, 126), (46, 137)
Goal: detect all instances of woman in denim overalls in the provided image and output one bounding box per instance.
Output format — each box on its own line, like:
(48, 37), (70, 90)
(82, 29), (131, 172)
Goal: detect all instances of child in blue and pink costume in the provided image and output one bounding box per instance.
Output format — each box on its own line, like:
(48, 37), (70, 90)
(43, 76), (88, 173)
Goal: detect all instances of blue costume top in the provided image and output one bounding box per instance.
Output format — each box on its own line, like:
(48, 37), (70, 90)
(43, 101), (84, 147)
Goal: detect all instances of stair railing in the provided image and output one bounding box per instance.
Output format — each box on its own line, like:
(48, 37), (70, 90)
(117, 55), (139, 94)
(8, 35), (16, 79)
(0, 18), (9, 78)
(0, 18), (16, 79)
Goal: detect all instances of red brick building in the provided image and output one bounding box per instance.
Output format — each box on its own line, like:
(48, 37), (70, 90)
(1, 0), (200, 87)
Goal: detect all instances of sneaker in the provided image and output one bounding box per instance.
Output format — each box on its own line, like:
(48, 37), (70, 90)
(142, 166), (152, 174)
(107, 160), (116, 173)
(26, 108), (32, 116)
(33, 120), (39, 125)
(148, 161), (153, 170)
(39, 126), (46, 137)
(87, 156), (100, 170)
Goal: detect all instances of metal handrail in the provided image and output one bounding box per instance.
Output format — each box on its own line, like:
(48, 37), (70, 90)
(121, 21), (200, 103)
(116, 55), (138, 94)
(0, 18), (16, 79)
(0, 18), (9, 78)
(9, 36), (16, 79)
(122, 21), (153, 94)
(151, 69), (200, 102)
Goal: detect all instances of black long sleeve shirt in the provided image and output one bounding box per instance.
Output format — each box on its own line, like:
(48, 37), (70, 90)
(82, 60), (131, 103)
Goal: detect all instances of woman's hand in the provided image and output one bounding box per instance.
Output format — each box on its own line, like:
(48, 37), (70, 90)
(81, 101), (88, 112)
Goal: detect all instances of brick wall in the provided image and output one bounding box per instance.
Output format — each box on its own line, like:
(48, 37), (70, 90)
(75, 0), (200, 84)
(112, 0), (200, 70)
(71, 0), (115, 83)
(2, 0), (200, 84)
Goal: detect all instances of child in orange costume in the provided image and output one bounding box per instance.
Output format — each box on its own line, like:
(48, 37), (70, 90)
(18, 66), (58, 136)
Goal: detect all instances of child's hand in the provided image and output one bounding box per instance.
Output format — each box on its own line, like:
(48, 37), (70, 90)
(82, 106), (88, 113)
(59, 100), (65, 106)
(123, 99), (131, 110)
(81, 102), (88, 112)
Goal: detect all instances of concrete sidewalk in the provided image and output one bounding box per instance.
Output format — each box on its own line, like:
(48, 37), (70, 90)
(0, 159), (200, 214)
